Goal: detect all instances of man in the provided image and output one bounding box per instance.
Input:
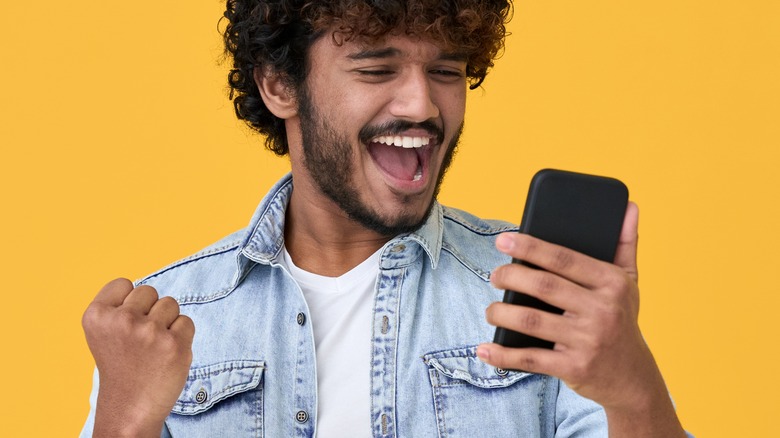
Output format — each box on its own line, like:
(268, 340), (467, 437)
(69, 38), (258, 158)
(81, 0), (689, 436)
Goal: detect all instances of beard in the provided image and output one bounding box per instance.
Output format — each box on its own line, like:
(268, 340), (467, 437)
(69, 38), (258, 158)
(296, 86), (462, 237)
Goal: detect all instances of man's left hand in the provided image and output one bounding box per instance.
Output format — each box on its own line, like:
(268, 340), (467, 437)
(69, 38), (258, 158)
(478, 202), (686, 436)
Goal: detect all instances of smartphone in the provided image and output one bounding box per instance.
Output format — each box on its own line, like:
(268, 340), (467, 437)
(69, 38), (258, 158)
(493, 169), (629, 349)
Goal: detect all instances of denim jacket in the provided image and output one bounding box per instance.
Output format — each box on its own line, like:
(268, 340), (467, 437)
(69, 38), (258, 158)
(81, 174), (611, 437)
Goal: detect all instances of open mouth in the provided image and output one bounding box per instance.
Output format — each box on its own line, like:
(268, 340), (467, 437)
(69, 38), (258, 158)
(366, 134), (436, 183)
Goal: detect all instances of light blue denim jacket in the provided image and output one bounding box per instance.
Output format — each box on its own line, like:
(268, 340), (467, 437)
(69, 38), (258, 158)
(81, 174), (612, 437)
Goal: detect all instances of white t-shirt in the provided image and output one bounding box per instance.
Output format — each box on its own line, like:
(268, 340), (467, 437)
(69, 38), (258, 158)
(282, 247), (380, 438)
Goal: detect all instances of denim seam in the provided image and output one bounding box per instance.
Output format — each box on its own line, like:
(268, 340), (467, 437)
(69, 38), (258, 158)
(136, 240), (243, 286)
(175, 262), (259, 305)
(440, 242), (491, 281)
(442, 213), (517, 236)
(428, 368), (448, 438)
(538, 375), (549, 427)
(423, 346), (478, 359)
(186, 361), (265, 378)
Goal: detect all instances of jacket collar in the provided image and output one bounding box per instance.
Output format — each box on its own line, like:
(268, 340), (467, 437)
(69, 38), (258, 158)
(238, 173), (443, 271)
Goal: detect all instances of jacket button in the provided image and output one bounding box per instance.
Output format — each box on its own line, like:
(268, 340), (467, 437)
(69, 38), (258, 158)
(195, 389), (208, 404)
(495, 367), (509, 377)
(297, 312), (306, 326)
(295, 410), (309, 423)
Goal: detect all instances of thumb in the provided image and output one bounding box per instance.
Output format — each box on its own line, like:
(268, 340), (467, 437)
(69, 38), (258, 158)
(614, 201), (639, 283)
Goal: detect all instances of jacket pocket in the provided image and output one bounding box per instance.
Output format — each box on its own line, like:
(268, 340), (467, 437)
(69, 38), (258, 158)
(166, 360), (265, 437)
(423, 347), (549, 438)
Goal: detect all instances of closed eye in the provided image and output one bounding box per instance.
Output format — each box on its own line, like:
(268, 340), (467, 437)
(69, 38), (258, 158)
(357, 69), (395, 76)
(431, 69), (463, 77)
(430, 69), (465, 83)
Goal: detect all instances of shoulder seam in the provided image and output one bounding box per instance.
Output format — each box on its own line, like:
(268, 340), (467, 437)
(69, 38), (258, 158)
(136, 239), (243, 285)
(442, 213), (517, 236)
(440, 241), (491, 282)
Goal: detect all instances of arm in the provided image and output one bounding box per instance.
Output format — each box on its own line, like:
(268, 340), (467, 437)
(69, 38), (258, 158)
(81, 278), (194, 438)
(477, 203), (686, 437)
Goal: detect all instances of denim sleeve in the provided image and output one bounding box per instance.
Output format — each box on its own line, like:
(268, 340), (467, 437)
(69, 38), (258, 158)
(554, 379), (696, 437)
(554, 379), (608, 436)
(79, 367), (172, 438)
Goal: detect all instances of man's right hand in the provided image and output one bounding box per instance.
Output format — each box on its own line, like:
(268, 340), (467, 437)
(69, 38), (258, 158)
(82, 278), (195, 437)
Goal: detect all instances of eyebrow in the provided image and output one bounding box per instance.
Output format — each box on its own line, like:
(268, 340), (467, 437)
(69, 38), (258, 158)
(347, 47), (468, 62)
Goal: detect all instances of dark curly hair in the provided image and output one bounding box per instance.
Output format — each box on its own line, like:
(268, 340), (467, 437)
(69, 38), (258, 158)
(222, 0), (513, 155)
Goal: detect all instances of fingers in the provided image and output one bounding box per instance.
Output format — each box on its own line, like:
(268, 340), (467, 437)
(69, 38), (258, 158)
(122, 285), (160, 314)
(495, 233), (613, 289)
(149, 296), (184, 328)
(170, 314), (196, 345)
(477, 343), (562, 376)
(92, 278), (135, 306)
(614, 201), (639, 282)
(87, 279), (185, 330)
(490, 262), (587, 314)
(486, 302), (577, 347)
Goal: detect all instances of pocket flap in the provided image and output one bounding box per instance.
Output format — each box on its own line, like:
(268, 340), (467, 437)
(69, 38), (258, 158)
(172, 360), (265, 415)
(423, 347), (531, 389)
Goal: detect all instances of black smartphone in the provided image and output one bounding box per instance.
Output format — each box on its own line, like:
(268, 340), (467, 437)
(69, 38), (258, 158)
(493, 169), (629, 349)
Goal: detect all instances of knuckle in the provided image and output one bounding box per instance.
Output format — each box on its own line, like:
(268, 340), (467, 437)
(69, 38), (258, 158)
(551, 248), (575, 271)
(81, 304), (104, 329)
(517, 355), (537, 372)
(534, 272), (557, 297)
(157, 296), (180, 310)
(519, 309), (542, 332)
(115, 307), (137, 328)
(134, 284), (160, 300)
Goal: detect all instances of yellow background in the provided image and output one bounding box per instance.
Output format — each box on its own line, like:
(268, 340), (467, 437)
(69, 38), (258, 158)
(1, 1), (778, 436)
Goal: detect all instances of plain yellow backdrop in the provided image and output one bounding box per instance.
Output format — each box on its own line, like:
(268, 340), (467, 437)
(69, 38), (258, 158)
(1, 1), (778, 436)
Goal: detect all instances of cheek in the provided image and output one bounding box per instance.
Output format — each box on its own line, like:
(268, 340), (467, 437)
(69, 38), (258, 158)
(437, 88), (467, 125)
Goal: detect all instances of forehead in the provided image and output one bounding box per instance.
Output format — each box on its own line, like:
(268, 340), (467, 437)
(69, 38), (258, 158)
(310, 30), (467, 62)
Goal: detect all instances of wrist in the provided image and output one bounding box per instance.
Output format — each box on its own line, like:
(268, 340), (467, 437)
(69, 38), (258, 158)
(603, 385), (685, 438)
(93, 392), (167, 438)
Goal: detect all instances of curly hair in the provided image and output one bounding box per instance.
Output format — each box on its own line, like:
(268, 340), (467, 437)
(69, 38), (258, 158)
(222, 0), (513, 155)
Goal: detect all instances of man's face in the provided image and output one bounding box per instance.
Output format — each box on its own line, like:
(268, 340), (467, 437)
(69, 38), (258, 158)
(292, 31), (468, 236)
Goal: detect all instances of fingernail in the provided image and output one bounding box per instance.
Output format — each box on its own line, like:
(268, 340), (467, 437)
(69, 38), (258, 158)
(477, 345), (491, 361)
(496, 234), (514, 252)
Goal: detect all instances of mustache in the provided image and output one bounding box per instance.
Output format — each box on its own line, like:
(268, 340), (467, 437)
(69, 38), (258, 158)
(359, 120), (444, 145)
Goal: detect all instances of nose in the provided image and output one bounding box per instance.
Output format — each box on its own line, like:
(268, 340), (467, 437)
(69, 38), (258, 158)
(388, 70), (440, 122)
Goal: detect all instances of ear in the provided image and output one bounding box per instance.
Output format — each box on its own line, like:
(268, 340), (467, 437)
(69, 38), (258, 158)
(254, 66), (297, 119)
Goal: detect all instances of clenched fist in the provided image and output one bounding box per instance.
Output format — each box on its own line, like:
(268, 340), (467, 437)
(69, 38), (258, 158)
(82, 278), (195, 437)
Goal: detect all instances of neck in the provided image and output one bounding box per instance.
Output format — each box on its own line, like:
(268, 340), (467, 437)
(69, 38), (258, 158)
(284, 185), (391, 277)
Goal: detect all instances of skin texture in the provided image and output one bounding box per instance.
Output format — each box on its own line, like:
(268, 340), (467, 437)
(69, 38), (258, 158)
(82, 278), (194, 437)
(83, 30), (685, 437)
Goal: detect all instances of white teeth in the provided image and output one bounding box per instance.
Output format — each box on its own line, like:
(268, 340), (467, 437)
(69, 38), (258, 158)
(413, 166), (422, 181)
(371, 135), (432, 149)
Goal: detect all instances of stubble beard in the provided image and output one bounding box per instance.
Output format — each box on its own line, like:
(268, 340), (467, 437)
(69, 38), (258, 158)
(296, 86), (462, 237)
